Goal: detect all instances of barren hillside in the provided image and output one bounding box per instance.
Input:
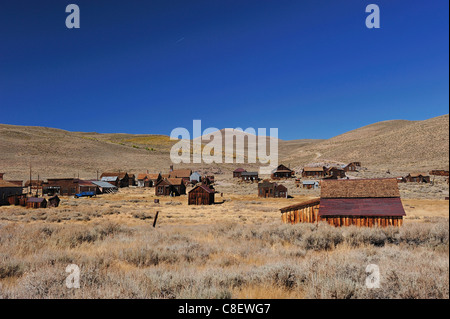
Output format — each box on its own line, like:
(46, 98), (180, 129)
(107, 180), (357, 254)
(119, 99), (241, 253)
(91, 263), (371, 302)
(0, 114), (448, 180)
(283, 114), (449, 172)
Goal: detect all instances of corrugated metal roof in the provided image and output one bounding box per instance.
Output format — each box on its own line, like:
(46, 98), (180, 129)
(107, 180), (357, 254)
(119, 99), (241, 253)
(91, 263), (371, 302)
(319, 198), (406, 217)
(92, 181), (117, 188)
(302, 181), (318, 185)
(101, 176), (118, 182)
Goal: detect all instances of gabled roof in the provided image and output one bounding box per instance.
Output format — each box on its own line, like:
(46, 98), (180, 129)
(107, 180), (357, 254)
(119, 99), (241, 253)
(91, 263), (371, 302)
(170, 169), (192, 178)
(321, 178), (400, 199)
(189, 184), (215, 194)
(233, 168), (246, 173)
(167, 178), (184, 186)
(319, 198), (406, 217)
(273, 164), (293, 173)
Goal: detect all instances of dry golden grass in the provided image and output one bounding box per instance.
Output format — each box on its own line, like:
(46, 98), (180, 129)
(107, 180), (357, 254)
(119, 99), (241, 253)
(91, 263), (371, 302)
(0, 181), (448, 299)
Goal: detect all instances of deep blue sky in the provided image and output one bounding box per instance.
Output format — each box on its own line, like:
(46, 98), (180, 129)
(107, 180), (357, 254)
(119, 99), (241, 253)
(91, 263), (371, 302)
(0, 0), (448, 140)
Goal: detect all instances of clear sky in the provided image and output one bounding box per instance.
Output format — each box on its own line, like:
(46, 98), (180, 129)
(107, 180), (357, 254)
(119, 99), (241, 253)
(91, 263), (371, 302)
(0, 0), (448, 140)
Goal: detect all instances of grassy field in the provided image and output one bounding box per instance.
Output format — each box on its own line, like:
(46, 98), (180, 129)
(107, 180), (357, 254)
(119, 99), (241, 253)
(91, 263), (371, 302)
(0, 181), (448, 299)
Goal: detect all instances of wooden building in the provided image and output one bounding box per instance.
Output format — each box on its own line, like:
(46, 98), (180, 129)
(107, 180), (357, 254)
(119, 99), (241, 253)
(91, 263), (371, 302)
(7, 193), (27, 206)
(100, 172), (129, 188)
(302, 167), (325, 178)
(430, 170), (449, 177)
(155, 178), (186, 196)
(48, 195), (61, 208)
(137, 173), (161, 187)
(343, 162), (361, 172)
(405, 173), (431, 183)
(26, 197), (47, 209)
(325, 167), (346, 179)
(188, 184), (215, 205)
(0, 173), (4, 180)
(302, 180), (319, 189)
(271, 164), (294, 179)
(280, 178), (406, 227)
(0, 180), (24, 206)
(241, 172), (259, 182)
(258, 180), (288, 198)
(233, 168), (246, 178)
(128, 174), (136, 187)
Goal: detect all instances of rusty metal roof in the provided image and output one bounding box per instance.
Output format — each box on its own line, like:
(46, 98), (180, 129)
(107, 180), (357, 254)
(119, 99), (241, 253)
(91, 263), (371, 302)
(27, 197), (46, 203)
(233, 168), (246, 173)
(319, 198), (406, 217)
(189, 184), (215, 194)
(303, 167), (324, 172)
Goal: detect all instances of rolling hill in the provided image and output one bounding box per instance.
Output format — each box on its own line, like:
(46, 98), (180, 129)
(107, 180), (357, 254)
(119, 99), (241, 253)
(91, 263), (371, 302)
(0, 114), (448, 180)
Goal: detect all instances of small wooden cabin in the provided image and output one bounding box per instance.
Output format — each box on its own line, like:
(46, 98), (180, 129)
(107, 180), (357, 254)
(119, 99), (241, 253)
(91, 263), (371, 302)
(155, 178), (186, 196)
(280, 178), (406, 227)
(405, 173), (431, 183)
(302, 167), (325, 178)
(241, 172), (259, 182)
(48, 195), (61, 208)
(325, 167), (346, 179)
(343, 162), (361, 172)
(258, 180), (288, 198)
(271, 165), (294, 179)
(302, 181), (319, 189)
(137, 173), (161, 187)
(233, 168), (246, 178)
(188, 184), (215, 205)
(26, 197), (47, 209)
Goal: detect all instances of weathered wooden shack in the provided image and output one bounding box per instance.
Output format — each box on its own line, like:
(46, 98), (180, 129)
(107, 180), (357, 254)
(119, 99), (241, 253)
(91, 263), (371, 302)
(258, 180), (288, 198)
(271, 165), (294, 179)
(325, 167), (346, 179)
(137, 173), (161, 187)
(405, 173), (431, 183)
(128, 174), (136, 187)
(343, 162), (361, 172)
(233, 168), (246, 178)
(302, 167), (325, 178)
(188, 184), (215, 205)
(0, 180), (24, 206)
(48, 195), (61, 208)
(241, 172), (259, 182)
(169, 169), (192, 184)
(155, 178), (186, 196)
(26, 197), (47, 209)
(280, 178), (406, 227)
